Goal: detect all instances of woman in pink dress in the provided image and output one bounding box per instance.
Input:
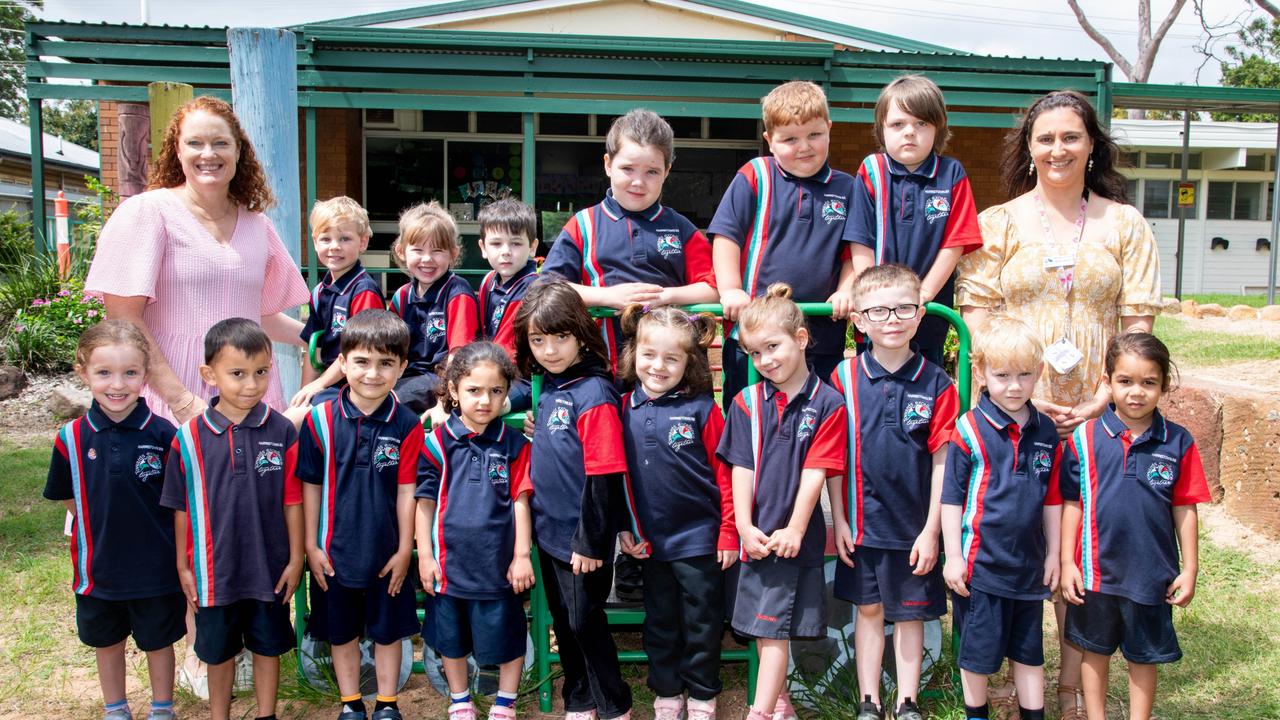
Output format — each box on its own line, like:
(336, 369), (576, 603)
(86, 96), (310, 425)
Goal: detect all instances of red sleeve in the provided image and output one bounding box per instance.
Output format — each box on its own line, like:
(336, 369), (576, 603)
(577, 404), (629, 475)
(494, 299), (522, 358)
(349, 289), (384, 317)
(445, 293), (479, 351)
(282, 439), (302, 506)
(803, 405), (847, 475)
(398, 423), (425, 486)
(928, 384), (960, 454)
(683, 229), (716, 287)
(1172, 442), (1212, 505)
(509, 443), (533, 499)
(941, 176), (983, 253)
(702, 405), (737, 551)
(1044, 444), (1064, 506)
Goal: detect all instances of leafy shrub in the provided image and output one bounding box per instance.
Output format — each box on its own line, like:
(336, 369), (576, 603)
(3, 273), (102, 372)
(0, 209), (32, 274)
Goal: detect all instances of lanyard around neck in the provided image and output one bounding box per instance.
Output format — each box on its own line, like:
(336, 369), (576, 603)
(1034, 192), (1088, 295)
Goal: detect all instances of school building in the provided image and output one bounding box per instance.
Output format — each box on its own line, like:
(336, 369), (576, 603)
(23, 0), (1280, 296)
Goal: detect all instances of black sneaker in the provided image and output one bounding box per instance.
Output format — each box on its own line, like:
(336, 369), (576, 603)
(856, 695), (882, 720)
(895, 699), (924, 720)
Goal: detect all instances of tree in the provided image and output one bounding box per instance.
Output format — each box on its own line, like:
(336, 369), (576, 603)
(1067, 0), (1189, 117)
(1214, 15), (1280, 121)
(26, 99), (98, 150)
(0, 1), (42, 119)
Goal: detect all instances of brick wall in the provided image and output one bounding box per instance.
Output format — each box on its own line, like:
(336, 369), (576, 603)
(99, 101), (119, 197)
(301, 108), (363, 204)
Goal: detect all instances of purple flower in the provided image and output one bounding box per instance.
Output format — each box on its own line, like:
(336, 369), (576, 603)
(13, 324), (24, 333)
(31, 298), (46, 307)
(57, 289), (70, 297)
(73, 318), (82, 324)
(86, 309), (98, 317)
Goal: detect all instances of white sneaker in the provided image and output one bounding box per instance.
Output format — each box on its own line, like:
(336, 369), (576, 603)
(175, 664), (208, 701)
(653, 696), (685, 720)
(563, 712), (597, 720)
(232, 650), (254, 692)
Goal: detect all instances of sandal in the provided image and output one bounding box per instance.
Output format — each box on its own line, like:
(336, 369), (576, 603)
(988, 680), (1018, 720)
(1057, 684), (1087, 720)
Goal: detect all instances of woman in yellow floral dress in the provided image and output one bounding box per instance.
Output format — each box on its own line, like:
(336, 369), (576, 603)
(955, 90), (1162, 720)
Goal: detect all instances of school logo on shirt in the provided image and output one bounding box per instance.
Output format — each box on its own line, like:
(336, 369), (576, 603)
(488, 458), (509, 487)
(426, 315), (447, 339)
(797, 408), (818, 441)
(254, 448), (283, 475)
(667, 422), (696, 450)
(1146, 461), (1176, 488)
(374, 442), (401, 470)
(821, 198), (848, 224)
(491, 302), (508, 328)
(924, 193), (951, 224)
(87, 447), (98, 460)
(134, 452), (163, 481)
(656, 233), (683, 258)
(330, 313), (347, 334)
(903, 400), (933, 430)
(1031, 449), (1053, 476)
(547, 406), (572, 433)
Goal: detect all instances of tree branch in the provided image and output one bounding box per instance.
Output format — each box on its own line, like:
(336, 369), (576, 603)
(1066, 0), (1135, 79)
(1136, 0), (1190, 81)
(1255, 0), (1280, 19)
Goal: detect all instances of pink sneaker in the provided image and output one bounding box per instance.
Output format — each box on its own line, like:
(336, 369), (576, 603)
(653, 696), (686, 720)
(746, 708), (772, 720)
(448, 701), (478, 720)
(564, 711), (598, 720)
(487, 706), (517, 720)
(687, 697), (716, 720)
(772, 692), (798, 720)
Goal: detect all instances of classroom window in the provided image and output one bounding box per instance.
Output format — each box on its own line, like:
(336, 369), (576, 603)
(709, 117), (760, 140)
(1142, 180), (1172, 219)
(1206, 181), (1266, 220)
(1141, 151), (1201, 169)
(1245, 153), (1266, 171)
(476, 112), (522, 134)
(421, 111), (469, 133)
(1236, 181), (1262, 220)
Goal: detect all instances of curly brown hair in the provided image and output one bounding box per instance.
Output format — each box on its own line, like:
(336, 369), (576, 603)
(617, 304), (717, 396)
(146, 96), (275, 212)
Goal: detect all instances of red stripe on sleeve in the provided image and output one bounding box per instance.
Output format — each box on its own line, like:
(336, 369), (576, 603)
(1172, 442), (1212, 505)
(398, 424), (425, 485)
(349, 289), (384, 317)
(510, 443), (533, 499)
(683, 229), (716, 287)
(804, 406), (848, 475)
(702, 405), (737, 551)
(494, 299), (522, 359)
(1044, 443), (1064, 505)
(928, 384), (961, 454)
(282, 439), (302, 506)
(445, 293), (479, 351)
(941, 176), (983, 253)
(576, 404), (629, 476)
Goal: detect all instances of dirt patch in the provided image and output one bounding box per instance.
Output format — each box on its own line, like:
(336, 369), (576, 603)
(1180, 360), (1280, 395)
(1199, 503), (1280, 581)
(1173, 314), (1280, 339)
(0, 372), (75, 447)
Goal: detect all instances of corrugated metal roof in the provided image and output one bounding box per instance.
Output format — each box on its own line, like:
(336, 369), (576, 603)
(1112, 119), (1278, 150)
(0, 117), (99, 172)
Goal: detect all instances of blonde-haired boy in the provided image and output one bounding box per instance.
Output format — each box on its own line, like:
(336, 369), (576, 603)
(708, 80), (857, 409)
(941, 315), (1062, 720)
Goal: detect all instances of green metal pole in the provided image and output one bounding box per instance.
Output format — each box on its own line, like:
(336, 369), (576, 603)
(521, 111), (535, 206)
(29, 97), (46, 253)
(305, 106), (318, 286)
(527, 374), (553, 713)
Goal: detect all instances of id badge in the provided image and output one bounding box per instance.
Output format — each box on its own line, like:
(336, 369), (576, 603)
(1045, 338), (1084, 374)
(1044, 253), (1076, 270)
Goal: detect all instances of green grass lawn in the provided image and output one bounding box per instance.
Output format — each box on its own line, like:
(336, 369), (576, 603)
(4, 438), (1278, 719)
(1181, 293), (1270, 308)
(1154, 315), (1280, 366)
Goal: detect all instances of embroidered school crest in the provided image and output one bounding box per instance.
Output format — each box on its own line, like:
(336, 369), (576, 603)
(797, 409), (818, 441)
(924, 195), (951, 223)
(134, 452), (163, 481)
(656, 234), (683, 258)
(87, 447), (98, 460)
(488, 459), (509, 486)
(1146, 461), (1175, 488)
(330, 313), (347, 333)
(667, 422), (696, 450)
(426, 316), (447, 339)
(547, 406), (572, 433)
(903, 401), (932, 430)
(1031, 449), (1053, 475)
(255, 448), (283, 475)
(373, 443), (400, 470)
(491, 301), (508, 328)
(821, 198), (848, 224)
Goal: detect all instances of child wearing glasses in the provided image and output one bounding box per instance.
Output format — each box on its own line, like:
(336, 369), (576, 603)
(828, 264), (961, 720)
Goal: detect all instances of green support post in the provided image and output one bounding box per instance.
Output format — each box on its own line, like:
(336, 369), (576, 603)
(305, 106), (318, 285)
(28, 97), (46, 253)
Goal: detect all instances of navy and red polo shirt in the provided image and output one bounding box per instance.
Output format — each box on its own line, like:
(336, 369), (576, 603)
(297, 388), (425, 589)
(541, 191), (715, 366)
(1060, 406), (1210, 605)
(417, 413), (533, 599)
(846, 153), (982, 351)
(716, 372), (847, 567)
(478, 259), (539, 359)
(529, 359), (628, 563)
(707, 157), (856, 355)
(619, 385), (735, 561)
(300, 261), (385, 366)
(942, 393), (1063, 600)
(160, 400), (301, 608)
(830, 352), (958, 551)
(388, 272), (479, 377)
(44, 400), (179, 600)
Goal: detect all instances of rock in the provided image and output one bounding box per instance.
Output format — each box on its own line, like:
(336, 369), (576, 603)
(1198, 303), (1226, 318)
(1162, 297), (1182, 315)
(0, 365), (26, 401)
(1160, 385), (1223, 499)
(1261, 304), (1280, 322)
(1180, 299), (1200, 318)
(49, 385), (91, 419)
(1219, 393), (1280, 540)
(1228, 304), (1258, 321)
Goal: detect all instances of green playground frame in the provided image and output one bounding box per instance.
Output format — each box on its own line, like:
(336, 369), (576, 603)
(294, 301), (972, 710)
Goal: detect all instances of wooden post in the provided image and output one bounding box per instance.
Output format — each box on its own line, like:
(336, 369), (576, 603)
(227, 27), (302, 398)
(147, 82), (193, 162)
(29, 97), (46, 253)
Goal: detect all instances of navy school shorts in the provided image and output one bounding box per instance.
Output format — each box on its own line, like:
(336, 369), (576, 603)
(306, 573), (420, 646)
(422, 592), (527, 666)
(834, 545), (946, 622)
(1065, 591), (1182, 665)
(75, 592), (186, 651)
(952, 588), (1046, 674)
(193, 596), (295, 665)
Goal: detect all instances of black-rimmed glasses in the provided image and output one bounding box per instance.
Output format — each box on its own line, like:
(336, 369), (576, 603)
(859, 304), (921, 322)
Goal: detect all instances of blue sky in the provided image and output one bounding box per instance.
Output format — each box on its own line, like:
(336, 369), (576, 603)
(39, 0), (1264, 86)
